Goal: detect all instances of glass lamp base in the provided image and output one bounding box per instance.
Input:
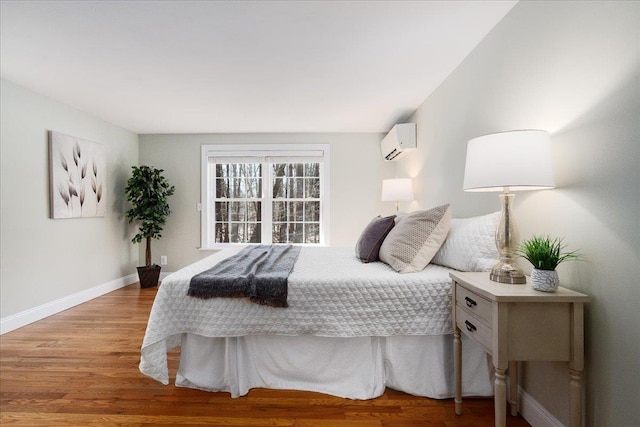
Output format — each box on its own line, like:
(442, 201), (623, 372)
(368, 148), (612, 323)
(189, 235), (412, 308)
(490, 261), (527, 284)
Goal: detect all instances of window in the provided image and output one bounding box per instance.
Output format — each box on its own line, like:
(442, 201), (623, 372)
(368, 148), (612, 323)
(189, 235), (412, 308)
(201, 144), (330, 248)
(213, 162), (263, 244)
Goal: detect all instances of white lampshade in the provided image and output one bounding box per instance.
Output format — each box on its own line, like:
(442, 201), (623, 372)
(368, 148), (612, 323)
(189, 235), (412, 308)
(463, 130), (555, 192)
(381, 178), (413, 202)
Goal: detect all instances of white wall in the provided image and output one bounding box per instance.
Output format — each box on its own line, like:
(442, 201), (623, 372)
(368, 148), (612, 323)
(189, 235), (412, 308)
(139, 133), (393, 271)
(0, 79), (139, 319)
(395, 2), (640, 426)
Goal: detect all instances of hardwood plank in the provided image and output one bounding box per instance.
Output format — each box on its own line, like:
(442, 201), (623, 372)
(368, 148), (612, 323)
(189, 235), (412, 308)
(0, 284), (530, 426)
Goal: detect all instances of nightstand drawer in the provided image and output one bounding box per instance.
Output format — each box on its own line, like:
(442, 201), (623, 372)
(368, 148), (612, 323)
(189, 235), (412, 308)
(455, 284), (492, 324)
(456, 304), (493, 354)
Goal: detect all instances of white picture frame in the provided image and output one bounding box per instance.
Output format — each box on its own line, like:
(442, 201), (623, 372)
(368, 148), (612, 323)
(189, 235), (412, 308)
(49, 131), (106, 219)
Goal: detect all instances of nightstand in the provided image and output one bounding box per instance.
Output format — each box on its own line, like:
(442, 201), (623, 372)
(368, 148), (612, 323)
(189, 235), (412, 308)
(450, 271), (589, 427)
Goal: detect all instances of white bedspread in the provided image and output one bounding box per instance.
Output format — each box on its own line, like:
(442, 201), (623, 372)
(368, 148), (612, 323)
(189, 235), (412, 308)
(140, 246), (457, 385)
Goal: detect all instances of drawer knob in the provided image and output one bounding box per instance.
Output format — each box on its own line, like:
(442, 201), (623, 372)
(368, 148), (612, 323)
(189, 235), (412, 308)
(465, 296), (477, 308)
(465, 320), (477, 332)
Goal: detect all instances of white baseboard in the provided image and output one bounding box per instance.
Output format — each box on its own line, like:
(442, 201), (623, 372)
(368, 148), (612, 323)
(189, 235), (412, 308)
(519, 385), (565, 427)
(0, 273), (138, 335)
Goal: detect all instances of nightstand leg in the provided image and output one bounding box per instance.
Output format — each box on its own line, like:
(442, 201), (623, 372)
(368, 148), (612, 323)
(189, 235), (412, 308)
(495, 368), (507, 427)
(569, 369), (582, 427)
(569, 303), (585, 427)
(509, 361), (518, 416)
(454, 327), (462, 415)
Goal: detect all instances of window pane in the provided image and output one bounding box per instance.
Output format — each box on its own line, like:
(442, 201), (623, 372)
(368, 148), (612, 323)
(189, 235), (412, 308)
(247, 223), (261, 243)
(272, 201), (286, 222)
(305, 178), (320, 198)
(287, 178), (304, 198)
(288, 223), (303, 243)
(247, 201), (261, 222)
(215, 164), (230, 179)
(305, 224), (320, 243)
(304, 201), (320, 221)
(272, 163), (287, 178)
(215, 222), (230, 243)
(225, 178), (238, 198)
(215, 178), (229, 198)
(304, 163), (320, 177)
(235, 178), (249, 198)
(272, 223), (287, 243)
(229, 223), (242, 243)
(289, 201), (304, 221)
(243, 178), (262, 198)
(215, 201), (229, 222)
(286, 178), (293, 198)
(228, 202), (245, 221)
(273, 178), (286, 198)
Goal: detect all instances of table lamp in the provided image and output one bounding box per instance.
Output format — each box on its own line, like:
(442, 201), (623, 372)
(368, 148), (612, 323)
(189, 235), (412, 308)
(463, 130), (555, 284)
(381, 178), (413, 212)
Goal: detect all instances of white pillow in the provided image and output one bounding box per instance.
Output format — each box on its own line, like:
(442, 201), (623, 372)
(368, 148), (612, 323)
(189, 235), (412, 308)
(379, 204), (451, 273)
(432, 211), (500, 272)
(394, 211), (408, 224)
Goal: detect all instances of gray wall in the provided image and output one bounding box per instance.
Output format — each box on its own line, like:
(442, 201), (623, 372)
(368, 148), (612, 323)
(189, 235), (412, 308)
(0, 79), (139, 318)
(395, 2), (639, 426)
(139, 133), (393, 272)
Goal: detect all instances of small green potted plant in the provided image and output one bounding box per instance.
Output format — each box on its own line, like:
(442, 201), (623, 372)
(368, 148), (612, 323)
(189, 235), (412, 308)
(125, 165), (175, 288)
(517, 235), (582, 292)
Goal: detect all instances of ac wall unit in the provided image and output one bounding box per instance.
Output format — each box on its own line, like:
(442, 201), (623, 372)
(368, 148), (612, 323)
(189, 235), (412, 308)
(380, 123), (416, 162)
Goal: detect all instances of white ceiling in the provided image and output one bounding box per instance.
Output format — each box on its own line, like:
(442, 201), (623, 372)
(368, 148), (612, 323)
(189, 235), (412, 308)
(1, 1), (517, 134)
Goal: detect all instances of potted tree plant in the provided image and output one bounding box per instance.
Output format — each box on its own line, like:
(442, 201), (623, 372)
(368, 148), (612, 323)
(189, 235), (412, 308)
(517, 235), (582, 292)
(125, 165), (175, 288)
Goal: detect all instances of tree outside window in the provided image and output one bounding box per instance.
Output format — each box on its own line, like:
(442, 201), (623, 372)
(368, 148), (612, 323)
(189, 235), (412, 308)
(213, 161), (321, 244)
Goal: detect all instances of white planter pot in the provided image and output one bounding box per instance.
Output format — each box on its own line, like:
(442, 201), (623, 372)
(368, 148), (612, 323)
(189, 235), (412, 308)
(530, 268), (559, 292)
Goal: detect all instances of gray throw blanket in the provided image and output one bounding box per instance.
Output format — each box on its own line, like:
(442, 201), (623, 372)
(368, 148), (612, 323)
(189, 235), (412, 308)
(187, 245), (301, 308)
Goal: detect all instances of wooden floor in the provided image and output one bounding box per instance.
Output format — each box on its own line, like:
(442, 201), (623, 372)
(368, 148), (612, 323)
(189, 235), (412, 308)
(0, 284), (530, 427)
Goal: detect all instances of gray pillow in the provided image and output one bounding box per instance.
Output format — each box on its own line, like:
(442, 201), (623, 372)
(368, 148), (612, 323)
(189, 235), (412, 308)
(355, 215), (396, 263)
(379, 204), (451, 273)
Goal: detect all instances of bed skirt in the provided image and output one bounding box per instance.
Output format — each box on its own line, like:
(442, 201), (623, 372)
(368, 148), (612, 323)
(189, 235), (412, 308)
(175, 333), (493, 399)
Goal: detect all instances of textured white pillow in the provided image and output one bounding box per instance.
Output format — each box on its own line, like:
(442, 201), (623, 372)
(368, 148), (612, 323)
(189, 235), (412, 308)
(432, 211), (500, 272)
(379, 204), (451, 273)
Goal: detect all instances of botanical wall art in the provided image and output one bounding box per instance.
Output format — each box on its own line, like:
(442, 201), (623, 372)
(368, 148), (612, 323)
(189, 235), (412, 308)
(49, 131), (106, 218)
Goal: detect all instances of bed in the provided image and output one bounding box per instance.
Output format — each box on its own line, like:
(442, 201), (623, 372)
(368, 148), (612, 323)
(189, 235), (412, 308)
(140, 209), (500, 400)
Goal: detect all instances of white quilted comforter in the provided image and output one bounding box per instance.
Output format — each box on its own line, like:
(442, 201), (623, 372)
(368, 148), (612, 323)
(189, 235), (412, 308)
(140, 246), (456, 384)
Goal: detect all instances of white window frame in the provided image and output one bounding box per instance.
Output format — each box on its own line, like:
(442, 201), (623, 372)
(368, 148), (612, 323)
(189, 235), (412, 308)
(200, 144), (330, 249)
